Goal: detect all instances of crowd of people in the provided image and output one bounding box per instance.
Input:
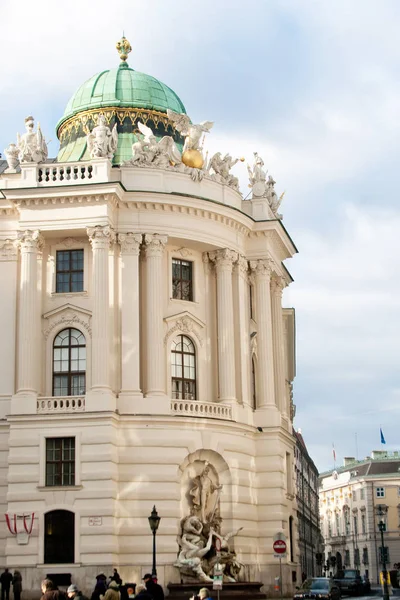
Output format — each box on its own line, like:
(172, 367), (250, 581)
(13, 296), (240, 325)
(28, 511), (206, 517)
(0, 569), (214, 600)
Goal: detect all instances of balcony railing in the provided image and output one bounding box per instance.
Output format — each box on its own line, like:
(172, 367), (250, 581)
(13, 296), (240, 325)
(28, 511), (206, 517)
(171, 399), (232, 420)
(38, 163), (94, 184)
(37, 396), (85, 414)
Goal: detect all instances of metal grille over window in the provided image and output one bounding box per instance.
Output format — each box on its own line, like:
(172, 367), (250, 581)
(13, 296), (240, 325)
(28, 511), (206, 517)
(53, 328), (86, 396)
(172, 258), (193, 301)
(46, 437), (75, 486)
(56, 249), (84, 293)
(171, 335), (196, 400)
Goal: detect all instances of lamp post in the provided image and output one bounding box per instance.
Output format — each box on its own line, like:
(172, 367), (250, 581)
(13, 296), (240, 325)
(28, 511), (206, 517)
(148, 505), (161, 578)
(376, 504), (389, 600)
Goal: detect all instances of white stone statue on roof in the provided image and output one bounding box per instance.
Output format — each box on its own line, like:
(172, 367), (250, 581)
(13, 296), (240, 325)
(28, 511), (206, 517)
(4, 143), (19, 171)
(247, 151), (267, 197)
(16, 116), (48, 163)
(126, 121), (182, 167)
(86, 114), (119, 160)
(208, 152), (244, 190)
(167, 109), (213, 170)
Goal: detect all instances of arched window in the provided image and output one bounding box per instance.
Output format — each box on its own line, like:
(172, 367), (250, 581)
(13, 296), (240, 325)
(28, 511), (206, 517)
(53, 328), (86, 396)
(251, 357), (257, 409)
(45, 510), (74, 564)
(171, 335), (196, 400)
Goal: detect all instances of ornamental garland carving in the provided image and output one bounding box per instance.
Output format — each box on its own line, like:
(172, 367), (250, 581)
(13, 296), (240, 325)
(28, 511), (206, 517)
(0, 239), (18, 260)
(164, 316), (204, 347)
(43, 309), (92, 340)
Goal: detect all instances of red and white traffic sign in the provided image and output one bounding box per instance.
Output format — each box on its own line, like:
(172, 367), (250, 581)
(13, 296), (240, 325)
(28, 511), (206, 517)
(273, 539), (287, 555)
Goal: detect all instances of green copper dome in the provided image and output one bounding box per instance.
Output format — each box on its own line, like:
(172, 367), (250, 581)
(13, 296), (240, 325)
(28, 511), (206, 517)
(56, 59), (186, 165)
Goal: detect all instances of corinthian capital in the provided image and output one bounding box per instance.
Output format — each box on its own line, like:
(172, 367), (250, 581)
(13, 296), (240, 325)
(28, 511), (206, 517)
(209, 248), (238, 270)
(236, 254), (249, 275)
(144, 234), (168, 257)
(118, 232), (142, 255)
(0, 239), (18, 261)
(249, 258), (271, 278)
(17, 230), (44, 253)
(87, 225), (116, 250)
(271, 275), (286, 295)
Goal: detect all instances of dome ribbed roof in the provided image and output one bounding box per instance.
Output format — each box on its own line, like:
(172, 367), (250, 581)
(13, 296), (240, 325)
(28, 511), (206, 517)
(57, 63), (186, 131)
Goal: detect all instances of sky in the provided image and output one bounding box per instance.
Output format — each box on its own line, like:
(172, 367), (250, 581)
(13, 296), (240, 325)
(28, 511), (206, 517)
(1, 0), (399, 472)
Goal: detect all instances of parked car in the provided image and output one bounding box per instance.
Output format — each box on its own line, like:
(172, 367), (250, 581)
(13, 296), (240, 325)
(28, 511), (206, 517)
(333, 570), (363, 596)
(294, 577), (341, 600)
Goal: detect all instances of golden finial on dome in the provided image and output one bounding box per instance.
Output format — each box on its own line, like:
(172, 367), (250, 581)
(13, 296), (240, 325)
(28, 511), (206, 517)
(116, 35), (132, 63)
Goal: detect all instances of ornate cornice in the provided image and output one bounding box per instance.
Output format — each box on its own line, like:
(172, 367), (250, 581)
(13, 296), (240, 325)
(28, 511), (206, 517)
(0, 239), (18, 261)
(143, 233), (168, 257)
(17, 229), (44, 253)
(87, 225), (116, 250)
(12, 193), (119, 209)
(118, 232), (142, 255)
(58, 107), (177, 142)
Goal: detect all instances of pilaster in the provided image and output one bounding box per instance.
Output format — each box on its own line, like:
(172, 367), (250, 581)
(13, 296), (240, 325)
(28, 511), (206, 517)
(209, 248), (238, 404)
(118, 233), (143, 412)
(12, 230), (44, 415)
(143, 234), (168, 402)
(271, 275), (287, 420)
(86, 225), (116, 412)
(249, 259), (277, 422)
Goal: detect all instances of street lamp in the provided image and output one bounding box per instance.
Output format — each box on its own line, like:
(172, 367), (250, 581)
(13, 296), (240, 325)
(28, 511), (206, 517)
(376, 504), (389, 600)
(148, 505), (161, 578)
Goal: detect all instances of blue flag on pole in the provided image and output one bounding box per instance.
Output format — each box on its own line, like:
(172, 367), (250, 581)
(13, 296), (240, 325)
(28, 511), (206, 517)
(380, 428), (386, 444)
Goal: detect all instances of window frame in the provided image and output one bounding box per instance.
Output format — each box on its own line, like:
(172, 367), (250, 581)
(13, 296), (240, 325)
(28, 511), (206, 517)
(45, 437), (76, 487)
(48, 239), (89, 297)
(39, 432), (81, 488)
(55, 249), (84, 294)
(376, 487), (385, 498)
(171, 334), (197, 400)
(52, 328), (86, 397)
(171, 257), (194, 302)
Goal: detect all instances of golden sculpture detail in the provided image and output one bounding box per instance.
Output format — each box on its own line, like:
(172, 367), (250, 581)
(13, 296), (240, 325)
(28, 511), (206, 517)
(116, 36), (132, 63)
(182, 149), (204, 169)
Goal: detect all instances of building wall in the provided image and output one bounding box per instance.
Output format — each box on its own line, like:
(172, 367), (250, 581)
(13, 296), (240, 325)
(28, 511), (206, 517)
(0, 163), (299, 595)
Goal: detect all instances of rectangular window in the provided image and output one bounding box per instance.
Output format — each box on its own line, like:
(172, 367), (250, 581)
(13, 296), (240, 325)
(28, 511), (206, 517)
(353, 514), (358, 535)
(376, 487), (385, 498)
(360, 488), (365, 500)
(56, 250), (84, 293)
(249, 283), (254, 320)
(352, 490), (357, 501)
(46, 437), (75, 486)
(172, 258), (193, 301)
(361, 513), (366, 534)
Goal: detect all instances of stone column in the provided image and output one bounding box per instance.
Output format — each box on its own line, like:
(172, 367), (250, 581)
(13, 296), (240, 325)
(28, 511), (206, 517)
(143, 234), (168, 397)
(209, 249), (238, 403)
(235, 255), (251, 405)
(249, 259), (275, 409)
(118, 233), (143, 409)
(271, 275), (287, 415)
(87, 225), (115, 397)
(16, 230), (44, 397)
(0, 240), (18, 411)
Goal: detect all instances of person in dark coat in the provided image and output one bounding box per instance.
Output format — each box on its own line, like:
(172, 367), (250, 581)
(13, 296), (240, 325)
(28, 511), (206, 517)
(110, 570), (122, 586)
(91, 576), (107, 600)
(0, 570), (13, 600)
(142, 575), (163, 600)
(40, 579), (66, 600)
(134, 584), (153, 600)
(12, 571), (22, 600)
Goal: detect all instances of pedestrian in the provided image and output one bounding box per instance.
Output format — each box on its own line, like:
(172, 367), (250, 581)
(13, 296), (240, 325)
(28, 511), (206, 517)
(198, 589), (213, 600)
(91, 576), (107, 600)
(133, 585), (152, 600)
(40, 579), (66, 600)
(102, 587), (119, 600)
(0, 569), (13, 600)
(67, 584), (89, 600)
(12, 571), (22, 600)
(142, 574), (164, 600)
(110, 570), (122, 586)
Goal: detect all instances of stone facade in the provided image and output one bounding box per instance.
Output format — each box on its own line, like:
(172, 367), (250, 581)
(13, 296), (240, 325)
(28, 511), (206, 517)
(319, 450), (400, 582)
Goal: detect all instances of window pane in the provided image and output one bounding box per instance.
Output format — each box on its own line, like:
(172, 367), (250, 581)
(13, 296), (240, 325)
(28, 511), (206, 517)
(53, 375), (68, 396)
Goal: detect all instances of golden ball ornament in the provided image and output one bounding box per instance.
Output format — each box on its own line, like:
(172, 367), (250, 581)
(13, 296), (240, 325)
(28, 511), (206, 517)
(182, 149), (204, 169)
(240, 157), (245, 162)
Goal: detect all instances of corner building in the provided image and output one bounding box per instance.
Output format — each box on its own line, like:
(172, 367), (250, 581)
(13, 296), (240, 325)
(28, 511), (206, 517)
(0, 44), (299, 596)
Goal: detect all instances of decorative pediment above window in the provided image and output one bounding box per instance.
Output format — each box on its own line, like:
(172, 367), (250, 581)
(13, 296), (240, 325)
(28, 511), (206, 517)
(164, 311), (205, 347)
(43, 304), (92, 339)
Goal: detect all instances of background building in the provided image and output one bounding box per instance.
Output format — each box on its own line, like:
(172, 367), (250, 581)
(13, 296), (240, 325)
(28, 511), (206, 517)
(294, 429), (323, 579)
(319, 450), (400, 582)
(0, 39), (300, 596)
